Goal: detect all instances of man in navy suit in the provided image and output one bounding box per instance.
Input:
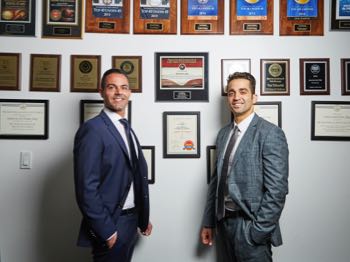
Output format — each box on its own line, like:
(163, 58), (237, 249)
(74, 68), (152, 262)
(201, 72), (289, 261)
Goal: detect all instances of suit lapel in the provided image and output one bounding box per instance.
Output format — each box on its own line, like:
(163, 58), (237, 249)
(232, 114), (259, 167)
(99, 111), (130, 161)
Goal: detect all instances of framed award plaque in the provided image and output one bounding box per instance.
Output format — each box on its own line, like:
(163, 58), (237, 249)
(181, 0), (224, 34)
(112, 56), (142, 92)
(0, 0), (36, 36)
(163, 111), (201, 158)
(341, 58), (350, 95)
(85, 0), (130, 33)
(155, 52), (209, 102)
(0, 53), (20, 91)
(230, 0), (273, 35)
(42, 0), (83, 38)
(331, 0), (350, 30)
(300, 58), (330, 95)
(134, 0), (176, 34)
(71, 55), (101, 92)
(30, 54), (61, 92)
(260, 59), (290, 96)
(221, 58), (251, 96)
(280, 0), (324, 36)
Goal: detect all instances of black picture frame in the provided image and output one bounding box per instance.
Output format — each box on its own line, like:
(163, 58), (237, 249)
(80, 100), (132, 124)
(0, 99), (49, 139)
(311, 101), (350, 141)
(155, 52), (209, 102)
(206, 145), (216, 184)
(254, 101), (282, 128)
(341, 58), (350, 95)
(141, 146), (155, 184)
(331, 0), (350, 31)
(163, 111), (200, 158)
(0, 0), (36, 36)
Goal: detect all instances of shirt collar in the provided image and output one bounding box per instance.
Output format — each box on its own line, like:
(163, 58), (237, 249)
(233, 112), (255, 133)
(103, 107), (123, 123)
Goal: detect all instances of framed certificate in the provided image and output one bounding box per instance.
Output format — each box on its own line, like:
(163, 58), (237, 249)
(221, 58), (251, 96)
(230, 0), (273, 35)
(30, 54), (61, 92)
(331, 0), (350, 30)
(80, 100), (132, 123)
(0, 53), (20, 91)
(42, 0), (83, 38)
(112, 56), (142, 92)
(280, 0), (324, 36)
(206, 145), (216, 184)
(134, 0), (176, 34)
(85, 0), (130, 33)
(260, 59), (290, 96)
(155, 52), (209, 102)
(300, 58), (330, 95)
(254, 101), (281, 127)
(311, 101), (350, 141)
(181, 0), (224, 34)
(71, 55), (101, 92)
(141, 145), (155, 184)
(0, 99), (49, 139)
(163, 111), (200, 158)
(341, 58), (350, 95)
(0, 0), (36, 36)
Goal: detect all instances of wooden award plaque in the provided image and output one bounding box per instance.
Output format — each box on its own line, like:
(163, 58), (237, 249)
(181, 0), (224, 35)
(230, 0), (273, 35)
(134, 0), (177, 34)
(280, 0), (324, 36)
(85, 0), (130, 33)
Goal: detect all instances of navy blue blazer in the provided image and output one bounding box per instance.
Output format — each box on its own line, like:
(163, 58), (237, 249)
(202, 114), (289, 247)
(74, 111), (149, 247)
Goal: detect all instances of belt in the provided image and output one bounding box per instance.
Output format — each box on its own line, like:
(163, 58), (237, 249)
(121, 207), (137, 216)
(224, 209), (243, 219)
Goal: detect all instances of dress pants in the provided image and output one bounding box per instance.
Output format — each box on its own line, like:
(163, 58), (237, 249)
(92, 212), (138, 262)
(217, 213), (272, 262)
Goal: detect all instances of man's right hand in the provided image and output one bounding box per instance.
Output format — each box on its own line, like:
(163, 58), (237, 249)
(201, 227), (213, 246)
(106, 232), (117, 249)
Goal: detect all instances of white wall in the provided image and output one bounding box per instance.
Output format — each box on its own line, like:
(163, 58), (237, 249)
(1, 1), (350, 262)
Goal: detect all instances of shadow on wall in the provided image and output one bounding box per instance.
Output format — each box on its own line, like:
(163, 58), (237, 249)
(35, 154), (90, 262)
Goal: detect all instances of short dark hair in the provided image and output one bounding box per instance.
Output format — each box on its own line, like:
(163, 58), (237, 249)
(226, 72), (256, 94)
(100, 68), (129, 89)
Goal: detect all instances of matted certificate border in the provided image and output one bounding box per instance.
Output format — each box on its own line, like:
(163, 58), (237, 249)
(141, 145), (155, 184)
(163, 111), (200, 158)
(206, 145), (216, 184)
(80, 100), (132, 124)
(30, 54), (61, 92)
(311, 101), (350, 141)
(0, 52), (20, 91)
(254, 101), (282, 128)
(112, 56), (142, 93)
(0, 99), (49, 139)
(155, 52), (209, 102)
(300, 58), (330, 95)
(221, 58), (251, 96)
(341, 58), (350, 95)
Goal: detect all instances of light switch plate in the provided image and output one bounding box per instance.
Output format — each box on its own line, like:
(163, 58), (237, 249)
(20, 151), (32, 169)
